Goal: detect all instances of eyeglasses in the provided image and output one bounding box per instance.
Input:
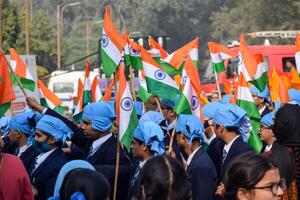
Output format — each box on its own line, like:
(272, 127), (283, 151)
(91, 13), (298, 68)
(252, 179), (286, 196)
(259, 125), (271, 131)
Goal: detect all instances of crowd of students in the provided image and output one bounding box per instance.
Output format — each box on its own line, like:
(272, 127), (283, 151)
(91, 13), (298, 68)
(0, 85), (300, 200)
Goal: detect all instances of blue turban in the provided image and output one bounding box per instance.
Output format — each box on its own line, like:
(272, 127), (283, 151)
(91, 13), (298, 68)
(50, 160), (95, 200)
(250, 86), (270, 103)
(134, 101), (144, 117)
(9, 111), (42, 136)
(0, 117), (10, 135)
(139, 111), (167, 127)
(134, 121), (165, 155)
(213, 104), (247, 127)
(221, 95), (233, 104)
(176, 114), (204, 143)
(260, 112), (274, 127)
(36, 115), (72, 143)
(82, 102), (116, 132)
(202, 101), (223, 119)
(288, 89), (300, 103)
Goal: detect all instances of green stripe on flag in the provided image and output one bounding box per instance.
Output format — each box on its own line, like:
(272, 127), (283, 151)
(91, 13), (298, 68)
(0, 102), (11, 117)
(145, 77), (178, 101)
(101, 48), (118, 77)
(83, 90), (92, 107)
(250, 72), (268, 92)
(40, 98), (48, 108)
(130, 56), (143, 70)
(237, 99), (261, 120)
(160, 62), (183, 77)
(174, 90), (192, 115)
(248, 118), (263, 153)
(121, 109), (138, 150)
(137, 86), (151, 103)
(212, 61), (226, 73)
(73, 112), (82, 124)
(54, 105), (65, 115)
(10, 72), (35, 91)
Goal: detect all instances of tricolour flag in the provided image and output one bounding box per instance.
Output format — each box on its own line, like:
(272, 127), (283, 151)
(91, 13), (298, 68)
(234, 73), (262, 153)
(162, 38), (198, 69)
(116, 63), (138, 150)
(101, 6), (125, 77)
(174, 57), (201, 118)
(238, 34), (268, 92)
(124, 35), (142, 70)
(269, 66), (290, 103)
(137, 70), (151, 102)
(76, 78), (84, 105)
(37, 80), (64, 114)
(208, 42), (236, 73)
(82, 61), (92, 106)
(148, 36), (168, 59)
(295, 34), (300, 75)
(102, 80), (115, 101)
(0, 51), (16, 117)
(141, 48), (178, 100)
(91, 76), (103, 102)
(10, 48), (35, 91)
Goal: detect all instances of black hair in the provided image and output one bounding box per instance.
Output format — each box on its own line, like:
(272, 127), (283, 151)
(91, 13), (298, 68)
(60, 168), (110, 200)
(140, 155), (191, 200)
(223, 152), (278, 200)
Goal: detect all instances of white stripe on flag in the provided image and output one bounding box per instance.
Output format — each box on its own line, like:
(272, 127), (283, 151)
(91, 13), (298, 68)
(237, 86), (255, 103)
(119, 82), (133, 139)
(102, 29), (122, 65)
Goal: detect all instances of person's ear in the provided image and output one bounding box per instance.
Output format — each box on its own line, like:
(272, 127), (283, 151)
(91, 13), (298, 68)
(142, 144), (148, 151)
(47, 136), (57, 145)
(237, 188), (251, 200)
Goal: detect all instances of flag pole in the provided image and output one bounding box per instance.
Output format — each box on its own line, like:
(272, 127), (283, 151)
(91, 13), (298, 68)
(155, 97), (163, 114)
(0, 49), (28, 97)
(214, 71), (222, 100)
(168, 117), (178, 155)
(129, 66), (137, 101)
(113, 63), (121, 200)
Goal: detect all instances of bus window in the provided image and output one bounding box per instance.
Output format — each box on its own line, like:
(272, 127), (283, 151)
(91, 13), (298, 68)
(53, 83), (74, 93)
(282, 57), (296, 72)
(226, 58), (239, 79)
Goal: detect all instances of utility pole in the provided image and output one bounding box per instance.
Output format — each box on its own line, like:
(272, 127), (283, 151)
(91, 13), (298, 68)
(25, 0), (29, 54)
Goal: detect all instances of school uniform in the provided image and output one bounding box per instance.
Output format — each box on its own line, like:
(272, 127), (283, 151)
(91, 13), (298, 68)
(186, 146), (218, 200)
(29, 148), (67, 200)
(220, 136), (252, 180)
(18, 144), (39, 174)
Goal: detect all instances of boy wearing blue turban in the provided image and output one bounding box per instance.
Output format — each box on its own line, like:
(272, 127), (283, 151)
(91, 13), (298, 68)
(30, 115), (71, 200)
(250, 86), (272, 117)
(212, 104), (252, 195)
(176, 114), (217, 200)
(4, 111), (41, 173)
(129, 121), (165, 200)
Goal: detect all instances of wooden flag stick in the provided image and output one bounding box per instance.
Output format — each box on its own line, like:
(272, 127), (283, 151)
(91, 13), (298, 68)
(113, 72), (120, 200)
(168, 117), (178, 155)
(155, 97), (163, 114)
(214, 71), (222, 100)
(0, 49), (27, 97)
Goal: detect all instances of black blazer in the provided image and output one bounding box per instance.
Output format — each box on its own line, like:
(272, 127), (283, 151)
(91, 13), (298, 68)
(127, 160), (141, 200)
(187, 147), (218, 200)
(87, 135), (131, 166)
(206, 136), (225, 184)
(19, 145), (39, 174)
(261, 105), (272, 118)
(220, 136), (252, 180)
(29, 148), (67, 200)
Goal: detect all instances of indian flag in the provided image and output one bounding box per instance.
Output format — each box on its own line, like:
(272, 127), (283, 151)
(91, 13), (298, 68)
(102, 80), (115, 101)
(235, 73), (262, 153)
(101, 6), (125, 77)
(124, 35), (142, 70)
(141, 48), (179, 100)
(249, 54), (268, 92)
(116, 63), (138, 150)
(73, 91), (83, 123)
(37, 80), (64, 114)
(174, 57), (201, 118)
(208, 42), (236, 73)
(0, 51), (16, 117)
(82, 61), (92, 106)
(10, 48), (35, 91)
(295, 34), (300, 75)
(137, 70), (151, 102)
(238, 34), (268, 92)
(91, 76), (103, 102)
(148, 36), (168, 60)
(162, 37), (198, 69)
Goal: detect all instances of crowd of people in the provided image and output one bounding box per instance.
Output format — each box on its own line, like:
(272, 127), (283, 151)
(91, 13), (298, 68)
(0, 85), (300, 200)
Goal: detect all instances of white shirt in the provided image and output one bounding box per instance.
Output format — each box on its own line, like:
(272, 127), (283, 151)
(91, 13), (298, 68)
(17, 144), (31, 157)
(259, 105), (266, 115)
(264, 144), (273, 152)
(32, 148), (57, 172)
(186, 146), (201, 168)
(207, 134), (216, 145)
(223, 135), (240, 156)
(139, 159), (148, 169)
(90, 133), (113, 156)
